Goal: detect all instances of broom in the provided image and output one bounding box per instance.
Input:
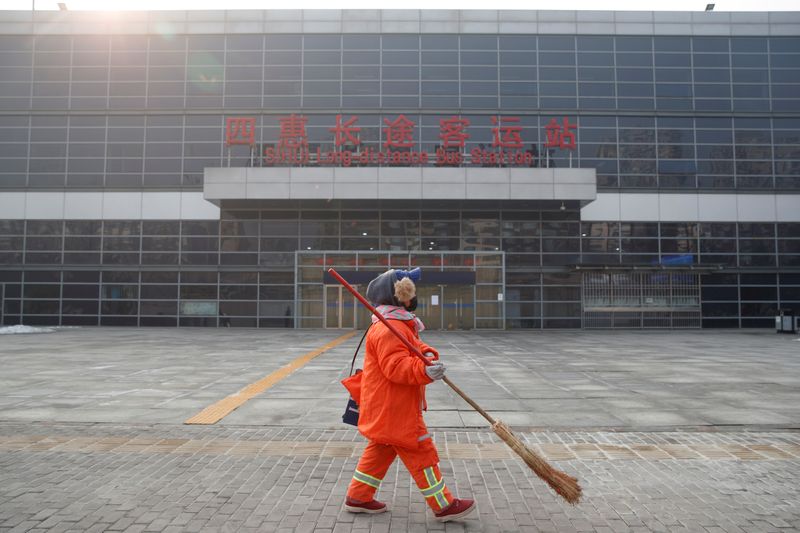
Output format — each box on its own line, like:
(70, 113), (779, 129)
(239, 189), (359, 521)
(328, 268), (582, 505)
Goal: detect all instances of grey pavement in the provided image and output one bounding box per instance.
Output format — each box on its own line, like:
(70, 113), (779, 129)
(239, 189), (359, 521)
(1, 328), (799, 531)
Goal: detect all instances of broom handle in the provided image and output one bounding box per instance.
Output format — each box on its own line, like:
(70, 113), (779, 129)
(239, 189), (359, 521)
(442, 376), (496, 425)
(328, 268), (497, 426)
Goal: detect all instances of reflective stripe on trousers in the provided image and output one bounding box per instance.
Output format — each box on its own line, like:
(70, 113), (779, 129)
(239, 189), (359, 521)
(421, 466), (448, 508)
(352, 469), (382, 489)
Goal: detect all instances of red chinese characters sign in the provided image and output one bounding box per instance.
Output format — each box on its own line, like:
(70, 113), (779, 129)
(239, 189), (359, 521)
(226, 115), (577, 167)
(225, 117), (255, 146)
(543, 118), (576, 150)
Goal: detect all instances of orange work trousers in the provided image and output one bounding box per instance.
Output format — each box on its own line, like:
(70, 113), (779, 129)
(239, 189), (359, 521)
(347, 437), (453, 512)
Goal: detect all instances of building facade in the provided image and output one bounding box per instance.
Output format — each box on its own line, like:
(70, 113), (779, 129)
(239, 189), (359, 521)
(0, 9), (799, 329)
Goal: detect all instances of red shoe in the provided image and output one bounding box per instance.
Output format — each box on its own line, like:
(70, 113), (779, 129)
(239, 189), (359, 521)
(345, 497), (388, 514)
(434, 498), (476, 522)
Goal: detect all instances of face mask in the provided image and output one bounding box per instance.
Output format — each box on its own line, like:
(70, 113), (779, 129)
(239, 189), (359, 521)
(404, 296), (418, 312)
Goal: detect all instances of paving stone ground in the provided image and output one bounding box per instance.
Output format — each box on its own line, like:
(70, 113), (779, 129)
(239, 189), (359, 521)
(1, 328), (799, 531)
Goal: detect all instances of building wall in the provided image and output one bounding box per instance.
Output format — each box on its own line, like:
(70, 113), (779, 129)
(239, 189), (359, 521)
(1, 9), (799, 328)
(1, 199), (799, 328)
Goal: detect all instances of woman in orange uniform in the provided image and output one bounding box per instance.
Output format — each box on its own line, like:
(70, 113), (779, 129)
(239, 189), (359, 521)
(344, 269), (476, 522)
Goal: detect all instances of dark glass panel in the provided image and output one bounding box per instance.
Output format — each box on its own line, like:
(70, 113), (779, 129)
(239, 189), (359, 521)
(740, 288), (777, 301)
(769, 36), (800, 53)
(778, 223), (800, 238)
(693, 37), (729, 53)
(694, 70), (730, 84)
(732, 69), (769, 83)
(577, 36), (613, 51)
(220, 285), (258, 300)
(698, 223), (736, 238)
(23, 285), (60, 298)
(778, 240), (800, 253)
(616, 53), (653, 67)
(739, 239), (775, 253)
(460, 51), (497, 65)
(539, 52), (575, 66)
(62, 285), (99, 299)
(26, 220), (62, 235)
(420, 35), (457, 49)
(0, 220), (24, 235)
(538, 36), (575, 50)
(382, 35), (418, 50)
(660, 238), (697, 253)
(737, 274), (776, 286)
(620, 239), (658, 253)
(655, 36), (690, 52)
(22, 300), (60, 314)
(700, 240), (736, 253)
(64, 237), (100, 251)
(615, 36), (652, 52)
(655, 53), (691, 67)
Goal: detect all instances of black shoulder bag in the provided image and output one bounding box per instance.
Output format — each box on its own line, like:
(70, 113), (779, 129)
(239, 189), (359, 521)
(341, 325), (370, 426)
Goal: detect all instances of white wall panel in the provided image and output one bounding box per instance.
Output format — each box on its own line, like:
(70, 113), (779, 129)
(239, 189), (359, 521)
(102, 192), (142, 220)
(64, 192), (103, 219)
(737, 195), (776, 222)
(583, 193), (800, 222)
(1, 191), (797, 224)
(580, 193), (620, 220)
(142, 192), (182, 219)
(25, 192), (64, 219)
(619, 194), (660, 221)
(0, 192), (26, 219)
(180, 192), (220, 220)
(659, 194), (699, 222)
(698, 194), (738, 221)
(206, 167), (596, 201)
(776, 195), (800, 222)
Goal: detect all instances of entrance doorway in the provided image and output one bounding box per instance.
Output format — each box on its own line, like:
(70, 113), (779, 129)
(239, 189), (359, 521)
(325, 285), (373, 329)
(302, 251), (504, 330)
(415, 285), (475, 330)
(324, 283), (475, 330)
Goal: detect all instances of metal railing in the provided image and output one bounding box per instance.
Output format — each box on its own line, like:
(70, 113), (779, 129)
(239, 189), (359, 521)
(582, 271), (701, 328)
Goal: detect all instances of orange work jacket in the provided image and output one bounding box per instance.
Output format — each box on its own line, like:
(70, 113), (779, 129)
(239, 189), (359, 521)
(357, 319), (438, 449)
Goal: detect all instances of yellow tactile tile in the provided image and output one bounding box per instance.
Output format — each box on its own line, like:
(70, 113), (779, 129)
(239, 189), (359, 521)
(184, 331), (357, 425)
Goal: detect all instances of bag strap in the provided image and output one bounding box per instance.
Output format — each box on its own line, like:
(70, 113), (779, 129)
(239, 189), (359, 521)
(350, 324), (371, 376)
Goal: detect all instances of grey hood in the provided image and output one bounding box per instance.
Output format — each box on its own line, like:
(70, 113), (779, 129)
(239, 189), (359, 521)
(366, 270), (398, 306)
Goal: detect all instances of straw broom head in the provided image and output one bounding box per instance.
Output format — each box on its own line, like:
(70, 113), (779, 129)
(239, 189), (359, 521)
(492, 420), (582, 505)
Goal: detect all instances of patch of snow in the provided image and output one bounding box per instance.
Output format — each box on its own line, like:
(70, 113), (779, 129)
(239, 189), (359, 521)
(0, 324), (56, 334)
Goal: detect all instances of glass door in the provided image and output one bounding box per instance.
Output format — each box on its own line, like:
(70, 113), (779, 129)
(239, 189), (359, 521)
(325, 285), (341, 328)
(443, 285), (474, 330)
(355, 285), (372, 329)
(341, 288), (355, 329)
(413, 285), (475, 330)
(325, 285), (356, 329)
(416, 285), (442, 330)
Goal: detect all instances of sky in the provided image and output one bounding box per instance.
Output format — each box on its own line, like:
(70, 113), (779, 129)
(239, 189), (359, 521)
(3, 0), (799, 11)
